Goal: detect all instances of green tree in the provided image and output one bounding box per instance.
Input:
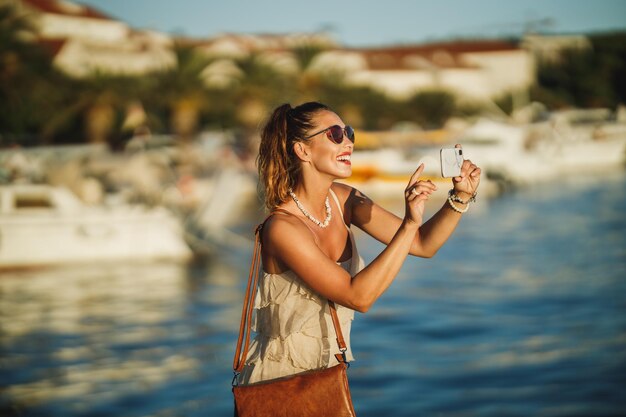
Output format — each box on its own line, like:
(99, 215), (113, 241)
(533, 32), (626, 109)
(291, 44), (328, 72)
(0, 4), (67, 145)
(149, 44), (214, 140)
(404, 90), (456, 129)
(590, 32), (626, 106)
(231, 53), (296, 129)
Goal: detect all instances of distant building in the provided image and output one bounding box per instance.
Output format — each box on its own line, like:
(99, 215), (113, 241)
(186, 33), (535, 102)
(191, 32), (337, 59)
(10, 0), (175, 76)
(183, 32), (338, 88)
(310, 40), (535, 101)
(5, 0), (537, 102)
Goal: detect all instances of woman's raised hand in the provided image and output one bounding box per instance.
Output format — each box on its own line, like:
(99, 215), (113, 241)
(404, 163), (437, 226)
(452, 144), (481, 198)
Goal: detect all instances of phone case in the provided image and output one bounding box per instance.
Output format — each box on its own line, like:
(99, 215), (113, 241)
(440, 148), (463, 177)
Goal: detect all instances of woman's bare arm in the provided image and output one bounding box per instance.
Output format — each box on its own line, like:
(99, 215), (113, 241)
(265, 165), (430, 313)
(339, 153), (481, 258)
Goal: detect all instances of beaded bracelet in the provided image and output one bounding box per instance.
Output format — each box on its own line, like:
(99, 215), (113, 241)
(448, 189), (477, 204)
(447, 190), (477, 214)
(447, 194), (468, 213)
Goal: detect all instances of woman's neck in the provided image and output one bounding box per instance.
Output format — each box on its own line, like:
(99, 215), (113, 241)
(291, 179), (333, 220)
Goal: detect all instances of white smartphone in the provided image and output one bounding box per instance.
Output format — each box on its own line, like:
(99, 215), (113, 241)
(440, 148), (463, 178)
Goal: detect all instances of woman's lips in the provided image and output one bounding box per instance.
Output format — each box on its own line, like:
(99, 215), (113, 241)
(337, 153), (351, 165)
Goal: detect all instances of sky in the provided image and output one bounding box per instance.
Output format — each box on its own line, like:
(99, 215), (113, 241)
(76, 0), (626, 47)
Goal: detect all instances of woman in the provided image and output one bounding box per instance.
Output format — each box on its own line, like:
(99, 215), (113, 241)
(238, 101), (481, 385)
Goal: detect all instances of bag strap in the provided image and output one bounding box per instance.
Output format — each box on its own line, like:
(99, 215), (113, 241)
(232, 210), (349, 377)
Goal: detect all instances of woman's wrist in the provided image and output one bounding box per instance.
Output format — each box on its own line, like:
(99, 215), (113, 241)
(402, 217), (421, 230)
(447, 189), (476, 214)
(450, 189), (477, 204)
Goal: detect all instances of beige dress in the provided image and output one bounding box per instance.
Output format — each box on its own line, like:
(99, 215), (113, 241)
(239, 190), (365, 385)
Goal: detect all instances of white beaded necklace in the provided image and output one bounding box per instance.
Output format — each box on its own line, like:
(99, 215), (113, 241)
(288, 188), (332, 228)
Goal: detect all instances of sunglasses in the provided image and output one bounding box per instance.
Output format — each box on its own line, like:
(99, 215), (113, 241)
(303, 125), (355, 144)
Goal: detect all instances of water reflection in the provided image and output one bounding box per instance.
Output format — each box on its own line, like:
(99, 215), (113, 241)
(0, 254), (249, 417)
(352, 173), (626, 416)
(1, 173), (625, 416)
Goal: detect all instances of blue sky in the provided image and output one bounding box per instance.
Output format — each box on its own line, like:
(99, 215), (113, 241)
(77, 0), (626, 47)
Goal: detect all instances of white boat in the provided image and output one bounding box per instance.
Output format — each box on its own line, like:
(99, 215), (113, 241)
(459, 119), (557, 184)
(459, 114), (626, 186)
(0, 184), (192, 268)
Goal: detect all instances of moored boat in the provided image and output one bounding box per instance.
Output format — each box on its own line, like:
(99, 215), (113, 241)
(0, 184), (192, 268)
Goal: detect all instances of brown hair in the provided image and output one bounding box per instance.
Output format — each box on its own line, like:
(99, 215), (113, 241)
(257, 102), (330, 210)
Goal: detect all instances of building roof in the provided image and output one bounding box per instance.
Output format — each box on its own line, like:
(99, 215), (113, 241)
(347, 39), (520, 70)
(22, 0), (115, 21)
(355, 39), (519, 54)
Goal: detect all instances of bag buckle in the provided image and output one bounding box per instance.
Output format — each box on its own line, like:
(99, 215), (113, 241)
(232, 372), (240, 387)
(335, 348), (350, 368)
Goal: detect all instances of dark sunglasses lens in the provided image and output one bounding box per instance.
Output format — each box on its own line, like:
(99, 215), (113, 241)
(345, 126), (355, 143)
(326, 125), (343, 143)
(326, 125), (355, 144)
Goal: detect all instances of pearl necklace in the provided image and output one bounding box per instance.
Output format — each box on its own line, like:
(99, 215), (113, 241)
(288, 188), (332, 228)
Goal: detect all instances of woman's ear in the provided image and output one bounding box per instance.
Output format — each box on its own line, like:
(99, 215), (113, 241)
(293, 141), (311, 162)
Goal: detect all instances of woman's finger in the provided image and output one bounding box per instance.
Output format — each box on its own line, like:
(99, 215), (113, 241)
(423, 180), (438, 191)
(410, 180), (437, 193)
(409, 185), (433, 198)
(406, 163), (425, 189)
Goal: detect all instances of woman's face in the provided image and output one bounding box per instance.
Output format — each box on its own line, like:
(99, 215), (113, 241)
(302, 110), (354, 180)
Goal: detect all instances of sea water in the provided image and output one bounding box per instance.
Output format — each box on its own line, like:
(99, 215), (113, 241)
(1, 173), (625, 417)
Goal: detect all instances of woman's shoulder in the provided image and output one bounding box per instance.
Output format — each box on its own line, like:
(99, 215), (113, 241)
(331, 182), (371, 209)
(330, 182), (357, 203)
(262, 208), (315, 244)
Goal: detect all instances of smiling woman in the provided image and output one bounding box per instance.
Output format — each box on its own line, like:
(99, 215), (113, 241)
(231, 101), (482, 414)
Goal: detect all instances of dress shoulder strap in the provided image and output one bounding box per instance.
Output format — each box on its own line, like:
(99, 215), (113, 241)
(328, 188), (348, 228)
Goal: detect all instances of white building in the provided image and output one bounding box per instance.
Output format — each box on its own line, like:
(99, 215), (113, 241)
(186, 32), (338, 88)
(310, 40), (535, 101)
(11, 0), (176, 77)
(6, 0), (537, 102)
(189, 34), (536, 102)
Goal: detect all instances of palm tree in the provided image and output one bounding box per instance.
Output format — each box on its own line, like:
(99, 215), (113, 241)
(0, 4), (67, 145)
(36, 72), (151, 147)
(150, 44), (214, 141)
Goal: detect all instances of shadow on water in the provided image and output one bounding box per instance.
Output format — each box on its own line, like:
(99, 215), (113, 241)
(1, 173), (626, 416)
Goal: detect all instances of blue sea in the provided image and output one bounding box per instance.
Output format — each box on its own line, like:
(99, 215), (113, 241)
(1, 172), (625, 417)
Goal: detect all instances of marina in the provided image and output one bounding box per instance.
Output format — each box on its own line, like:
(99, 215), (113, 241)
(1, 170), (625, 416)
(2, 1), (626, 415)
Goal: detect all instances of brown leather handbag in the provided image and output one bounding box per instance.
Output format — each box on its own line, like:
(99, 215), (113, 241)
(232, 219), (357, 417)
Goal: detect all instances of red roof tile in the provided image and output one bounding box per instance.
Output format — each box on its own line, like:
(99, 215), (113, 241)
(353, 39), (519, 54)
(347, 40), (519, 70)
(22, 0), (114, 20)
